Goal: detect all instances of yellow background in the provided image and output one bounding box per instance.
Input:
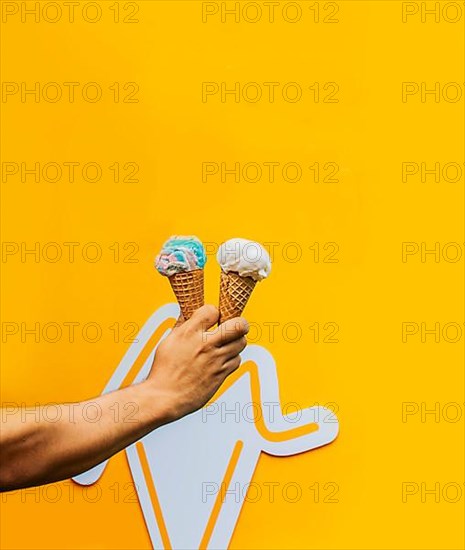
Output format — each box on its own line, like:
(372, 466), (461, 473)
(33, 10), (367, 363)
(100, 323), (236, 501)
(1, 1), (464, 548)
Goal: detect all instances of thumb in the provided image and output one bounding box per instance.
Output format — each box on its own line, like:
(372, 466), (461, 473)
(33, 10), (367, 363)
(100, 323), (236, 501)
(188, 304), (219, 331)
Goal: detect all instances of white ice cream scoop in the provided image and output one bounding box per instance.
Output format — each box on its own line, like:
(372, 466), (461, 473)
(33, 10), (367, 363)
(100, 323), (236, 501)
(216, 238), (271, 282)
(216, 238), (271, 324)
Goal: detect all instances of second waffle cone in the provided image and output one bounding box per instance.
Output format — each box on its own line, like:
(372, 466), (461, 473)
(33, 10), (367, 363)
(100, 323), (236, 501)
(218, 271), (256, 324)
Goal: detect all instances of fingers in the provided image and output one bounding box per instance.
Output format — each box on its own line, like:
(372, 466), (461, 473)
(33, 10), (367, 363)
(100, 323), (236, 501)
(219, 336), (247, 361)
(211, 317), (249, 346)
(222, 355), (242, 376)
(187, 305), (219, 331)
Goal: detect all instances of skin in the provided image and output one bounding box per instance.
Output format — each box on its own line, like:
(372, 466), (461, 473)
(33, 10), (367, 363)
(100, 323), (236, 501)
(0, 305), (248, 492)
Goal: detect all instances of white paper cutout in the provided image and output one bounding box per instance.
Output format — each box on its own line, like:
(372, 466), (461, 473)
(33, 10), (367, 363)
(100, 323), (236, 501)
(73, 304), (339, 549)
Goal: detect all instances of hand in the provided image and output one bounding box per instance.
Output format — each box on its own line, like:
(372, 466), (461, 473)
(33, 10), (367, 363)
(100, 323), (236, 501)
(146, 305), (249, 422)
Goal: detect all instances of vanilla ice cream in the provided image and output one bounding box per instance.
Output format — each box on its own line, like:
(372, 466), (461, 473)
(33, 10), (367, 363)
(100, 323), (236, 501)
(216, 238), (271, 282)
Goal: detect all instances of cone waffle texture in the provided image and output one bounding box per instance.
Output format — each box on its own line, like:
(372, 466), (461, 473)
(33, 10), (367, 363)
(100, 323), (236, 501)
(169, 269), (204, 320)
(219, 271), (256, 324)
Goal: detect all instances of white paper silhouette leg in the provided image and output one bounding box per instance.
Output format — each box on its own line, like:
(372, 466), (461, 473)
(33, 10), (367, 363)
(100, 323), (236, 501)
(207, 442), (262, 550)
(240, 346), (339, 456)
(73, 305), (339, 550)
(125, 443), (166, 550)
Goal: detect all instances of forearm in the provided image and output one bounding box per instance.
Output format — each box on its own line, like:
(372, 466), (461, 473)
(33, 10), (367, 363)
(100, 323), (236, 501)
(0, 380), (173, 492)
(0, 305), (248, 493)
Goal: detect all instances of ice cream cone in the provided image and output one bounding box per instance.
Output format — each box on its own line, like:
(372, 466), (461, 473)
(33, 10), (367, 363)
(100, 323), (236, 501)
(169, 269), (204, 320)
(155, 236), (207, 321)
(219, 271), (256, 324)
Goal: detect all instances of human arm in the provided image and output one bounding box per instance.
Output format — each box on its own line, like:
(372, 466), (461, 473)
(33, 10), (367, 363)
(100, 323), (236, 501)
(0, 305), (248, 491)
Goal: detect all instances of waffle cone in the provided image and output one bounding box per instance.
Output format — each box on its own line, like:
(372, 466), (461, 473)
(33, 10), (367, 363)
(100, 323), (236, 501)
(219, 271), (256, 324)
(169, 269), (204, 320)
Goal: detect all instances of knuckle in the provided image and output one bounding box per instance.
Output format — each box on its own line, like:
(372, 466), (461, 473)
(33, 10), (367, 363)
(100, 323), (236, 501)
(231, 356), (241, 370)
(198, 336), (211, 353)
(201, 331), (216, 348)
(201, 341), (215, 354)
(182, 322), (195, 336)
(206, 304), (219, 315)
(202, 304), (219, 319)
(239, 318), (249, 334)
